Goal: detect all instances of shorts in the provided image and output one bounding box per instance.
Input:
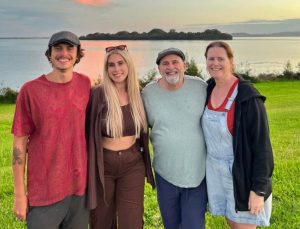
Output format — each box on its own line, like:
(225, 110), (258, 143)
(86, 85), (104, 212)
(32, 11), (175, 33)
(206, 155), (272, 226)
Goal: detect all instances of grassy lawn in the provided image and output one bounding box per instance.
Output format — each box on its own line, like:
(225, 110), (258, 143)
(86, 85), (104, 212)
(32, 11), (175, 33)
(1, 81), (299, 228)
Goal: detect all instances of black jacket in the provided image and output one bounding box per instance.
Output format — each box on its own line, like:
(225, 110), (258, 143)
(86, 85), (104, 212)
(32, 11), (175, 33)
(206, 76), (274, 211)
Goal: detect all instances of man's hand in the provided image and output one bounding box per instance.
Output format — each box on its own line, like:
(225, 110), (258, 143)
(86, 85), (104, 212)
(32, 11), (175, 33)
(12, 136), (28, 221)
(13, 193), (28, 221)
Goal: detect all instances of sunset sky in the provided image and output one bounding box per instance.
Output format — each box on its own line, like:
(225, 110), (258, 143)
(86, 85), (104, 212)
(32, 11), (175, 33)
(1, 0), (300, 37)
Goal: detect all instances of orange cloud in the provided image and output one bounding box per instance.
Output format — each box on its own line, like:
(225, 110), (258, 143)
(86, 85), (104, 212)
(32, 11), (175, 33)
(74, 0), (111, 6)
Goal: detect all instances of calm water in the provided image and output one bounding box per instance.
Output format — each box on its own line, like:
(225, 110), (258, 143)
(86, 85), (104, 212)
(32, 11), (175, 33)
(1, 37), (300, 90)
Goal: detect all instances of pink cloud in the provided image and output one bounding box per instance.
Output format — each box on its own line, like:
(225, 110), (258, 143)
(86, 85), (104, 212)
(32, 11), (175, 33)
(74, 0), (111, 6)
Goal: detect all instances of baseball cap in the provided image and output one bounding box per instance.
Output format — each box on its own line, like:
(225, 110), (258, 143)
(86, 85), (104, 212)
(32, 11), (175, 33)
(156, 47), (185, 65)
(48, 31), (80, 46)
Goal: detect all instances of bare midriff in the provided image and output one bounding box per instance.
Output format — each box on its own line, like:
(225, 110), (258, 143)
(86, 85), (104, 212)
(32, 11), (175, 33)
(102, 135), (136, 151)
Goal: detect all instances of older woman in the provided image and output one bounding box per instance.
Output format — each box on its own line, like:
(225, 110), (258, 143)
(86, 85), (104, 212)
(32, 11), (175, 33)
(202, 41), (274, 228)
(86, 45), (155, 229)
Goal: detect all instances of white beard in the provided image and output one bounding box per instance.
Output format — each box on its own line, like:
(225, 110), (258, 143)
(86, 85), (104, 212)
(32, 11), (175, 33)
(165, 74), (180, 85)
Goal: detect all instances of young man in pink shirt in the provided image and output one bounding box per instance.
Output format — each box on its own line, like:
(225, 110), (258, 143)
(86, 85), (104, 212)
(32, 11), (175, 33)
(11, 31), (91, 229)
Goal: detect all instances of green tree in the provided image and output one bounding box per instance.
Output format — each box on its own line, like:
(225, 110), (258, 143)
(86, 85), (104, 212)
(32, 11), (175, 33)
(236, 62), (258, 83)
(116, 31), (130, 35)
(282, 60), (294, 79)
(295, 62), (300, 79)
(185, 57), (203, 79)
(296, 62), (300, 74)
(0, 86), (18, 103)
(148, 28), (167, 34)
(139, 68), (158, 88)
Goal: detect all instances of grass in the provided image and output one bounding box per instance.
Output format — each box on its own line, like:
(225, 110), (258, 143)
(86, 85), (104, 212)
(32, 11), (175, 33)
(1, 81), (299, 228)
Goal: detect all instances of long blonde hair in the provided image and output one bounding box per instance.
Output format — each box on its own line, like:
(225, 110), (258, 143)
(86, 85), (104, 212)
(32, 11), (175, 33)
(102, 49), (147, 138)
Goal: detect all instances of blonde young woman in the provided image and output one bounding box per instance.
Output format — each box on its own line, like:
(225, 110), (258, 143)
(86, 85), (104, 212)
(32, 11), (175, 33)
(86, 45), (155, 229)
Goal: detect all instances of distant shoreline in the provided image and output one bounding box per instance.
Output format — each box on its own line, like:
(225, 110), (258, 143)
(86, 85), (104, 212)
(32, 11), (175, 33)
(1, 35), (300, 39)
(2, 28), (300, 39)
(232, 32), (300, 37)
(79, 29), (232, 40)
(0, 37), (48, 39)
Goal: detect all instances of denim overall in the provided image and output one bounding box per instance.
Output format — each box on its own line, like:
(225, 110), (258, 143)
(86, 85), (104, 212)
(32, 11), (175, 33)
(202, 85), (271, 226)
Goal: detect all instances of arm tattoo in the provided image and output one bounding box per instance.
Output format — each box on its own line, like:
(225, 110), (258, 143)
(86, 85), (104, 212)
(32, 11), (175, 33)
(12, 147), (23, 165)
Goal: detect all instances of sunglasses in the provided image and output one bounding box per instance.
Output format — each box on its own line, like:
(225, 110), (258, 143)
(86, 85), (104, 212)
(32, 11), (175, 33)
(105, 45), (128, 53)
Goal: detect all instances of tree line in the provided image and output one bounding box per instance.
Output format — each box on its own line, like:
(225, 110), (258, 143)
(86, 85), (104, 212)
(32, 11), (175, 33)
(80, 28), (232, 40)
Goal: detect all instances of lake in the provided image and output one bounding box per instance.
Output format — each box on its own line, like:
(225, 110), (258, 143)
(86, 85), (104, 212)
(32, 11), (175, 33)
(1, 37), (300, 90)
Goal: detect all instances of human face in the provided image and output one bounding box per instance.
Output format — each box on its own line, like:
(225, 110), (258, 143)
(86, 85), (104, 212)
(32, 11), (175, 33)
(158, 54), (186, 86)
(107, 53), (129, 86)
(206, 47), (233, 80)
(50, 43), (77, 72)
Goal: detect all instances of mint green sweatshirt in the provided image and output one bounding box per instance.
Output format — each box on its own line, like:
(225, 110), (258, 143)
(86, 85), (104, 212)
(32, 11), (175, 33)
(142, 75), (207, 187)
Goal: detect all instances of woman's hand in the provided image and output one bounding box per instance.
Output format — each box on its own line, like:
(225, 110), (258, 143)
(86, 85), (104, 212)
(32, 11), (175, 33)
(248, 191), (264, 215)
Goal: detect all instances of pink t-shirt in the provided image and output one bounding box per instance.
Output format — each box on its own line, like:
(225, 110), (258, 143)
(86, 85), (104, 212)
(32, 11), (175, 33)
(11, 72), (91, 206)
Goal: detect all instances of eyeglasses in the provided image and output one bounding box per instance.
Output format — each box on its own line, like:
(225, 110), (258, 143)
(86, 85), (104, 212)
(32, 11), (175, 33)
(105, 45), (128, 53)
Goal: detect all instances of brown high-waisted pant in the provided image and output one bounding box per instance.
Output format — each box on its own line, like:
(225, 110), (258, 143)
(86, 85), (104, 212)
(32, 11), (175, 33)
(90, 143), (145, 229)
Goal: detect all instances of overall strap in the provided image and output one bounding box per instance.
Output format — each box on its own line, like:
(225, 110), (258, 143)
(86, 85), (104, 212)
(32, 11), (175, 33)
(225, 83), (238, 111)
